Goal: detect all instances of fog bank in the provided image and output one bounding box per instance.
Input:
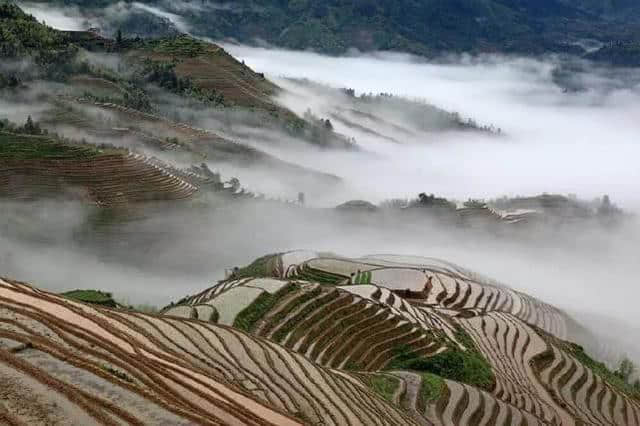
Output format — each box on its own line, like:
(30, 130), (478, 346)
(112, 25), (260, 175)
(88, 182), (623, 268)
(226, 45), (640, 210)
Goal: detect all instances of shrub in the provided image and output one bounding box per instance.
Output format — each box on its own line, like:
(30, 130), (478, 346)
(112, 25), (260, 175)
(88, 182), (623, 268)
(366, 375), (399, 403)
(387, 329), (494, 391)
(61, 290), (118, 308)
(419, 372), (445, 404)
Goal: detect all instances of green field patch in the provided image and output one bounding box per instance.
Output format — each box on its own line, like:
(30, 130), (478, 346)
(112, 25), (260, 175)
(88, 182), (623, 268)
(387, 329), (495, 392)
(365, 374), (400, 403)
(354, 270), (372, 284)
(232, 253), (281, 279)
(0, 132), (104, 160)
(61, 290), (118, 308)
(260, 286), (323, 337)
(419, 372), (445, 404)
(272, 290), (340, 344)
(233, 283), (297, 332)
(146, 36), (209, 57)
(296, 264), (345, 285)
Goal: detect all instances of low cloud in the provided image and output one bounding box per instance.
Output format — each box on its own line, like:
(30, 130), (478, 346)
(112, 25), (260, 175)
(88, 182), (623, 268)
(17, 2), (88, 31)
(225, 45), (640, 210)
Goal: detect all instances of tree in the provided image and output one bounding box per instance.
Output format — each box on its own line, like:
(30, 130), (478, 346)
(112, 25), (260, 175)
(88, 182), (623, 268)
(23, 115), (40, 135)
(615, 358), (635, 384)
(116, 29), (123, 45)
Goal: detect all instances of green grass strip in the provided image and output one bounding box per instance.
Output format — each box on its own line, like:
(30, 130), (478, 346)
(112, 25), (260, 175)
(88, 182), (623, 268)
(419, 372), (445, 404)
(233, 283), (297, 332)
(387, 328), (495, 391)
(366, 374), (400, 403)
(61, 290), (117, 307)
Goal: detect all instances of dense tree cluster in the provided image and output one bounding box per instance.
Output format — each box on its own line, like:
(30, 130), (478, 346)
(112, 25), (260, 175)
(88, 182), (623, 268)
(102, 0), (640, 58)
(0, 116), (46, 135)
(0, 3), (67, 57)
(139, 59), (225, 106)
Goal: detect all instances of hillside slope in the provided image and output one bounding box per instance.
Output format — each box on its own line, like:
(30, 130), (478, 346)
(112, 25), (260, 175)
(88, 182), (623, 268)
(0, 277), (415, 425)
(163, 251), (640, 425)
(87, 0), (639, 58)
(0, 131), (200, 205)
(0, 252), (638, 424)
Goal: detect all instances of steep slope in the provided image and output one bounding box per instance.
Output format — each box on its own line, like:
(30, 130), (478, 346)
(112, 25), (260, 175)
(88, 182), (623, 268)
(1, 5), (348, 204)
(0, 131), (199, 205)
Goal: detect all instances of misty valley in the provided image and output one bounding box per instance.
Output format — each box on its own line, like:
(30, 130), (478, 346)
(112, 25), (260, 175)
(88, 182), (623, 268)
(1, 1), (640, 425)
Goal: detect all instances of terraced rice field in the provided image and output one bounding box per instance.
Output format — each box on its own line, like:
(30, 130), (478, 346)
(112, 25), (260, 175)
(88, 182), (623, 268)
(0, 132), (198, 205)
(533, 343), (640, 425)
(281, 251), (568, 340)
(157, 251), (640, 425)
(164, 279), (450, 372)
(134, 44), (280, 112)
(3, 250), (637, 425)
(0, 277), (416, 425)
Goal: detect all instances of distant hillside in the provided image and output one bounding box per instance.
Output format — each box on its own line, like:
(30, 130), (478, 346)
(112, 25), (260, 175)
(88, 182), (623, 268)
(14, 0), (640, 65)
(30, 0), (639, 59)
(0, 128), (200, 205)
(0, 4), (352, 203)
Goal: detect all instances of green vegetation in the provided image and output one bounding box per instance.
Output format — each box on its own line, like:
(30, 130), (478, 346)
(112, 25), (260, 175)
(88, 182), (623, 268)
(1, 116), (45, 136)
(388, 329), (495, 391)
(119, 0), (640, 59)
(344, 360), (365, 371)
(419, 372), (446, 405)
(353, 271), (371, 285)
(272, 290), (339, 343)
(233, 283), (298, 332)
(296, 264), (345, 285)
(260, 286), (323, 336)
(139, 59), (225, 105)
(463, 199), (487, 209)
(210, 308), (220, 324)
(365, 374), (400, 403)
(232, 253), (281, 279)
(0, 3), (67, 57)
(82, 85), (152, 112)
(0, 131), (104, 160)
(568, 343), (640, 400)
(128, 304), (159, 314)
(101, 364), (133, 382)
(61, 290), (118, 308)
(146, 36), (209, 57)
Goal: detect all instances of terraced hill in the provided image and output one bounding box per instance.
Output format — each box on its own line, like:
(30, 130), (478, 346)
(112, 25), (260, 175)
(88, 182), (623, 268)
(162, 251), (640, 425)
(42, 96), (340, 190)
(133, 37), (280, 113)
(0, 277), (417, 425)
(0, 131), (203, 205)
